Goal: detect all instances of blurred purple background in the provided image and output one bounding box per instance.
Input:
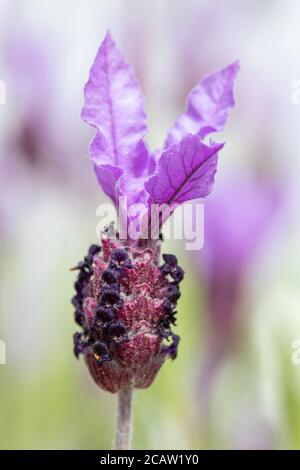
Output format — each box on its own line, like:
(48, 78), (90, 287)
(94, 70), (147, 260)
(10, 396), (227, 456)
(1, 0), (300, 449)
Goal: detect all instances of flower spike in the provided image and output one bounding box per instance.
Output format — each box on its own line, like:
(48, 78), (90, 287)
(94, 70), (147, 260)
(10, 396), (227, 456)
(75, 32), (238, 396)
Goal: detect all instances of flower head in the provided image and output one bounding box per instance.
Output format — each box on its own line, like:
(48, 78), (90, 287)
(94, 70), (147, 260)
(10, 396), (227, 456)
(73, 31), (238, 392)
(72, 235), (183, 392)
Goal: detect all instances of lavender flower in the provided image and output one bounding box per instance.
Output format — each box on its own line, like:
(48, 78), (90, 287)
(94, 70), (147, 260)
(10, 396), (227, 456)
(72, 31), (238, 448)
(4, 32), (54, 166)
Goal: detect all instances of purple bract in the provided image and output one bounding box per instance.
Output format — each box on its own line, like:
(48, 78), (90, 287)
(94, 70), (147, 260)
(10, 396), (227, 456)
(81, 31), (239, 228)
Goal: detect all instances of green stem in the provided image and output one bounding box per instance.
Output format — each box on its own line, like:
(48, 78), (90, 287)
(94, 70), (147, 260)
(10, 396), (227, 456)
(114, 386), (133, 450)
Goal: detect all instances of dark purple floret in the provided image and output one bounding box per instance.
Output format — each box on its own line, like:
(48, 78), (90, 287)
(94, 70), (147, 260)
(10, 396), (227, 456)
(88, 244), (101, 256)
(110, 248), (133, 270)
(84, 254), (93, 266)
(157, 322), (172, 339)
(85, 326), (98, 345)
(101, 289), (122, 307)
(168, 311), (177, 326)
(73, 332), (86, 359)
(74, 271), (89, 291)
(74, 279), (82, 292)
(74, 310), (85, 327)
(101, 269), (119, 288)
(106, 320), (127, 339)
(78, 270), (89, 282)
(167, 284), (181, 303)
(162, 299), (174, 315)
(160, 264), (172, 276)
(93, 341), (110, 365)
(171, 266), (185, 283)
(162, 254), (178, 266)
(111, 248), (128, 263)
(95, 305), (116, 322)
(72, 255), (94, 274)
(165, 334), (180, 360)
(160, 253), (184, 285)
(71, 245), (97, 353)
(72, 295), (81, 309)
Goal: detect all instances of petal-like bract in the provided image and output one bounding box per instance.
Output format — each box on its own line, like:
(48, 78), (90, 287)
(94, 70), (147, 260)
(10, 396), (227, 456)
(81, 32), (239, 226)
(81, 31), (148, 202)
(165, 61), (239, 147)
(145, 134), (223, 209)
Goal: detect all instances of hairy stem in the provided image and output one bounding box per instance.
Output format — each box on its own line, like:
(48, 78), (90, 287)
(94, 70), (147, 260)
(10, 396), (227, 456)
(114, 386), (133, 450)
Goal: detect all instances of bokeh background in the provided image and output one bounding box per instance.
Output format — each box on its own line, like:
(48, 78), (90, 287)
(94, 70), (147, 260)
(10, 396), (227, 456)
(1, 0), (300, 449)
